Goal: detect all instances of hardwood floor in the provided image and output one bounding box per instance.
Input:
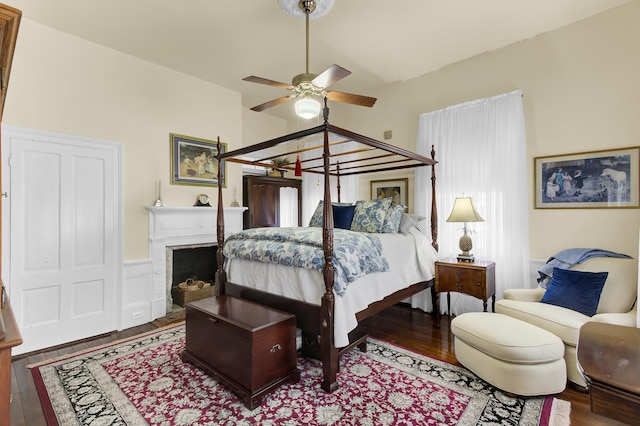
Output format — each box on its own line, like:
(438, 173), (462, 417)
(9, 304), (626, 425)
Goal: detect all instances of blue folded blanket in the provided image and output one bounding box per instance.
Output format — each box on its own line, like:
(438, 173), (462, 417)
(537, 248), (632, 288)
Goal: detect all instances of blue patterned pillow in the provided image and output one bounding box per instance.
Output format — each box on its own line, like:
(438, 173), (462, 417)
(540, 267), (608, 316)
(309, 200), (353, 227)
(350, 198), (393, 233)
(382, 204), (405, 233)
(332, 205), (356, 229)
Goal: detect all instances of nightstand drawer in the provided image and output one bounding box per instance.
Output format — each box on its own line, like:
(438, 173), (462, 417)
(437, 266), (487, 299)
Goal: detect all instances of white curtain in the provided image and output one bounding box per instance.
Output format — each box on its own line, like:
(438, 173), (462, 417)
(410, 90), (530, 315)
(301, 140), (360, 225)
(279, 187), (299, 227)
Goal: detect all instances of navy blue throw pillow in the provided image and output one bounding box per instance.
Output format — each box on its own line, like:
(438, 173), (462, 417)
(332, 205), (356, 230)
(540, 267), (608, 317)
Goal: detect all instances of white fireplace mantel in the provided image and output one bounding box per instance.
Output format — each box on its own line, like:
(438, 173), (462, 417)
(146, 206), (247, 318)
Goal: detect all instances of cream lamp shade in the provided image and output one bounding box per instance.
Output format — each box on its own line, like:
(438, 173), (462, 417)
(446, 197), (484, 262)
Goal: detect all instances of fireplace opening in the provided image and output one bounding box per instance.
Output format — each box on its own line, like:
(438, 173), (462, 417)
(172, 245), (218, 285)
(167, 244), (218, 311)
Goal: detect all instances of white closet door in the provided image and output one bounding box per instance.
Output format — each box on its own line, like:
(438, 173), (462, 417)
(6, 129), (120, 354)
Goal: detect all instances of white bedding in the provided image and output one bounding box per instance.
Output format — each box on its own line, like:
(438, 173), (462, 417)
(225, 227), (438, 347)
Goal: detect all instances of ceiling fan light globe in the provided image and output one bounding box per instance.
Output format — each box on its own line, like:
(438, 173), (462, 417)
(295, 95), (321, 119)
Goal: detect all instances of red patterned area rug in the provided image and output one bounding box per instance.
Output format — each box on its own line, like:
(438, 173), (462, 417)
(30, 324), (570, 425)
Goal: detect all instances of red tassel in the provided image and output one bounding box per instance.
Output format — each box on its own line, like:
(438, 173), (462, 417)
(295, 154), (302, 176)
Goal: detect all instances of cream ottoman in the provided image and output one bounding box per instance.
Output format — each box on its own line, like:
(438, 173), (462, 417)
(451, 312), (566, 396)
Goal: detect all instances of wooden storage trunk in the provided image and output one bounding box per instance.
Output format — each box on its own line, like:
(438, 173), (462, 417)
(182, 295), (300, 409)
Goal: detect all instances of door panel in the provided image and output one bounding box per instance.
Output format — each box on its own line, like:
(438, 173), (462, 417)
(25, 151), (61, 271)
(8, 132), (119, 354)
(252, 183), (279, 227)
(75, 156), (107, 266)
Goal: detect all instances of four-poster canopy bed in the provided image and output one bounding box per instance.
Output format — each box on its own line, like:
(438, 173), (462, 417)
(214, 107), (439, 392)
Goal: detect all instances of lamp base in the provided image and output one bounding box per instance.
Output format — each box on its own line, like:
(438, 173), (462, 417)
(457, 254), (475, 263)
(458, 232), (475, 262)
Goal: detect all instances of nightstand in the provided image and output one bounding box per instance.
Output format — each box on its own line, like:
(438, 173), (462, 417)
(435, 258), (496, 317)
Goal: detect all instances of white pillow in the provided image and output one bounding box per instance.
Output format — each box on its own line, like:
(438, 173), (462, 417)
(398, 213), (426, 234)
(415, 218), (430, 236)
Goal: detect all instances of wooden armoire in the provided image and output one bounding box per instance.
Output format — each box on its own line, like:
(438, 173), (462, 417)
(243, 175), (302, 229)
(0, 4), (22, 426)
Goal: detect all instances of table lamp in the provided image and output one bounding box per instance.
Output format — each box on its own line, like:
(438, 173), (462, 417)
(446, 197), (484, 262)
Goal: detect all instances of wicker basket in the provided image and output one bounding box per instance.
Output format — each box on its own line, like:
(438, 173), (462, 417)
(172, 279), (215, 307)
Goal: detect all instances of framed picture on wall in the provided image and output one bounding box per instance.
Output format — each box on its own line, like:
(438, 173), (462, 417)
(534, 146), (639, 209)
(370, 178), (408, 211)
(170, 133), (226, 187)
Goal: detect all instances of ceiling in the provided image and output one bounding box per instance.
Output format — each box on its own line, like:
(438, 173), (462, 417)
(11, 0), (631, 120)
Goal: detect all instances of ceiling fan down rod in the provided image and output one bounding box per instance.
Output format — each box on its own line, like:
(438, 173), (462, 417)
(299, 0), (316, 75)
(305, 10), (310, 74)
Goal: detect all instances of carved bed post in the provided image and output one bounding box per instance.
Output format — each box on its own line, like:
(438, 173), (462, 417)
(429, 144), (440, 325)
(336, 162), (341, 203)
(430, 144), (438, 252)
(320, 102), (339, 392)
(216, 136), (227, 295)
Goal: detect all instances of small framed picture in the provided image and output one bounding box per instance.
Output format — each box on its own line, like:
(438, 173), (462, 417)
(534, 146), (639, 209)
(370, 178), (408, 211)
(170, 133), (226, 187)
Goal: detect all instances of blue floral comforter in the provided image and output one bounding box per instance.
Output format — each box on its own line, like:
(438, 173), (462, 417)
(223, 227), (389, 296)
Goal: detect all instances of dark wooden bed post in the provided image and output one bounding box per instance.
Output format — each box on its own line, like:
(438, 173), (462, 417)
(336, 162), (341, 203)
(320, 103), (339, 392)
(216, 136), (227, 295)
(430, 144), (438, 252)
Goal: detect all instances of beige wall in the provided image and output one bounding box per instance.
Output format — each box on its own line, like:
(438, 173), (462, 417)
(242, 109), (287, 147)
(4, 3), (639, 266)
(4, 19), (246, 260)
(317, 2), (640, 261)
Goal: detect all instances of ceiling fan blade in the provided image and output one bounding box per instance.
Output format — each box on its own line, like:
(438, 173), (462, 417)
(325, 90), (377, 108)
(250, 95), (296, 112)
(311, 64), (351, 89)
(243, 76), (293, 89)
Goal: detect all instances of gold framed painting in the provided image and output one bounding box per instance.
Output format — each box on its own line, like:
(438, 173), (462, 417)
(534, 146), (639, 209)
(170, 133), (226, 187)
(370, 178), (408, 211)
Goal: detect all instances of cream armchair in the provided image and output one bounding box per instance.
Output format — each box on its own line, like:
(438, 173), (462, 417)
(495, 257), (637, 388)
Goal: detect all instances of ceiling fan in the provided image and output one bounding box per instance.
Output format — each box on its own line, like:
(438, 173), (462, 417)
(243, 0), (377, 118)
